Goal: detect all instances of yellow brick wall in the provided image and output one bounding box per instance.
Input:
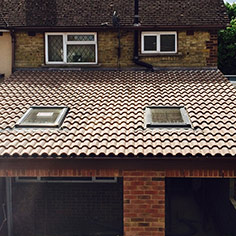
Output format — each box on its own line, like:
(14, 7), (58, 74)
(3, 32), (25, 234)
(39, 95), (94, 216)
(15, 30), (212, 68)
(139, 31), (210, 67)
(15, 32), (44, 67)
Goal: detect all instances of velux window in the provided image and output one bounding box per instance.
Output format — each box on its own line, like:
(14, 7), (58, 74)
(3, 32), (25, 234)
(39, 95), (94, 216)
(141, 32), (177, 54)
(145, 106), (191, 128)
(15, 106), (68, 128)
(45, 33), (97, 64)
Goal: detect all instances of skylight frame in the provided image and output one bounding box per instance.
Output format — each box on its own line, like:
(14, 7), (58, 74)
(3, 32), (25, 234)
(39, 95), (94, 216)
(145, 106), (192, 128)
(15, 106), (68, 128)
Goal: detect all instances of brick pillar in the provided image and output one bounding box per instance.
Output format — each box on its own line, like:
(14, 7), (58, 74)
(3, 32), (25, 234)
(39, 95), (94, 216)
(123, 171), (165, 236)
(206, 30), (218, 67)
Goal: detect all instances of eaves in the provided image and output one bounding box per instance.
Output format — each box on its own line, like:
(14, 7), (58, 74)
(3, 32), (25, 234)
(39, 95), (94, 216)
(6, 24), (228, 32)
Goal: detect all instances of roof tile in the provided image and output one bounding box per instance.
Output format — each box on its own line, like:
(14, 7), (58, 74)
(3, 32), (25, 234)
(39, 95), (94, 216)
(0, 70), (235, 158)
(0, 0), (228, 28)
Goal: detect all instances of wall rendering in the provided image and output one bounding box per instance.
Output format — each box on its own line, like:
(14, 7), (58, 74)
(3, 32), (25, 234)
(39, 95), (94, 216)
(0, 32), (12, 77)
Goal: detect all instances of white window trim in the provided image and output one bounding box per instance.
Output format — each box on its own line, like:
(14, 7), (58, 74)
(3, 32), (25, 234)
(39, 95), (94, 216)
(45, 32), (98, 65)
(141, 31), (177, 54)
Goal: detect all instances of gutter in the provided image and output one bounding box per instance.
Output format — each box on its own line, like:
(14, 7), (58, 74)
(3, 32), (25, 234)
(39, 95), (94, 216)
(7, 24), (228, 31)
(133, 0), (153, 71)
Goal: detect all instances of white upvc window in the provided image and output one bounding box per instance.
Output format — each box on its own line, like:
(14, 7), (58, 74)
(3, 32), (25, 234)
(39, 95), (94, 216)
(141, 31), (177, 54)
(45, 32), (98, 64)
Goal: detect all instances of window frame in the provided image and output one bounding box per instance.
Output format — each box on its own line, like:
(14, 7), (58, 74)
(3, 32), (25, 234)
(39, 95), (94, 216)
(145, 106), (191, 128)
(15, 106), (69, 128)
(141, 31), (177, 54)
(15, 177), (118, 183)
(45, 32), (98, 65)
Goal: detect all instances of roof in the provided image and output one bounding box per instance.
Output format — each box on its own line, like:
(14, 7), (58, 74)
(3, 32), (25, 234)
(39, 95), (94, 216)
(0, 69), (236, 159)
(0, 16), (5, 28)
(0, 0), (228, 28)
(0, 2), (6, 28)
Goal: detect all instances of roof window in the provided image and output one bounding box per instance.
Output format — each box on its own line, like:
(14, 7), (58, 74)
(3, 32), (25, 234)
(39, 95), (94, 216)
(145, 106), (191, 128)
(15, 106), (68, 128)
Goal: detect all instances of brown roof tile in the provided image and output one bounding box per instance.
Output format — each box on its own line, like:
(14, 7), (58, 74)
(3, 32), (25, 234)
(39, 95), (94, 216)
(0, 0), (228, 28)
(0, 69), (236, 158)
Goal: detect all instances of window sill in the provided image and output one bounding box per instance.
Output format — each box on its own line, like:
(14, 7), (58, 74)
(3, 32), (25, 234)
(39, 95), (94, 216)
(139, 52), (183, 57)
(42, 63), (101, 68)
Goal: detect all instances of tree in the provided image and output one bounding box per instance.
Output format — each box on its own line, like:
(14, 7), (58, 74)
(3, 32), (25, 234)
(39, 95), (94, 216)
(218, 2), (236, 74)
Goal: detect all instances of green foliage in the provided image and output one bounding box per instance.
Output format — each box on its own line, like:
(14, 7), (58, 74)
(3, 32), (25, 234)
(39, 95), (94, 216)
(218, 3), (236, 74)
(225, 2), (236, 20)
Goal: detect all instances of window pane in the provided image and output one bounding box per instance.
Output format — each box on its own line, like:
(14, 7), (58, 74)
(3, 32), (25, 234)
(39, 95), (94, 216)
(23, 108), (63, 124)
(144, 36), (157, 51)
(67, 35), (95, 41)
(151, 108), (183, 123)
(160, 35), (175, 52)
(48, 35), (63, 62)
(67, 45), (96, 63)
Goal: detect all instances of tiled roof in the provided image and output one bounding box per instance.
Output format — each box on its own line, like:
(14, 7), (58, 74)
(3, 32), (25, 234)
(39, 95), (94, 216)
(0, 70), (236, 158)
(0, 2), (6, 28)
(0, 16), (5, 28)
(0, 0), (228, 28)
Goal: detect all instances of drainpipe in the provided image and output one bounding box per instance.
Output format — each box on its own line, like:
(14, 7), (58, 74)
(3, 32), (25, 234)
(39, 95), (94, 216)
(133, 0), (153, 71)
(112, 11), (121, 69)
(10, 29), (15, 74)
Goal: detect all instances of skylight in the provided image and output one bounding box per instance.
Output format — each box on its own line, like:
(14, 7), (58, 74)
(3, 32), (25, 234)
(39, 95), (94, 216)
(15, 106), (68, 128)
(145, 106), (191, 128)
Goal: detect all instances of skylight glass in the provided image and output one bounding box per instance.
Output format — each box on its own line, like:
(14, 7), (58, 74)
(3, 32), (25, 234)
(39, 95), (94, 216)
(15, 106), (68, 128)
(145, 106), (191, 128)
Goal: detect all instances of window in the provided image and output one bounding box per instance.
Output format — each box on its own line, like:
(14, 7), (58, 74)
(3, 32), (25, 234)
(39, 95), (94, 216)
(15, 177), (117, 183)
(145, 106), (191, 128)
(141, 32), (177, 54)
(15, 106), (68, 128)
(45, 33), (97, 64)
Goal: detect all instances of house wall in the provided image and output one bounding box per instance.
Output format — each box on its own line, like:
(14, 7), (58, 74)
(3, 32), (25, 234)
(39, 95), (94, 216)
(9, 169), (166, 236)
(0, 32), (12, 77)
(15, 32), (44, 68)
(1, 161), (236, 236)
(14, 30), (217, 69)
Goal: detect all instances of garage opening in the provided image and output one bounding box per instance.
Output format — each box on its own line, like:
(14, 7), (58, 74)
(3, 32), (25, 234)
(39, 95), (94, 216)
(12, 177), (123, 236)
(165, 178), (236, 236)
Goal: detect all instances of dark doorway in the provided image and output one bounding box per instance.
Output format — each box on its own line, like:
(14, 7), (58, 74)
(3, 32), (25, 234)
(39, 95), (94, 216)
(165, 178), (236, 236)
(12, 177), (123, 236)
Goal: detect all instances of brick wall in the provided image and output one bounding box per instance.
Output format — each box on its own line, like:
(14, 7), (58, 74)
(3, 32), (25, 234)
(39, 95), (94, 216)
(15, 32), (44, 67)
(206, 31), (218, 67)
(123, 171), (165, 236)
(8, 169), (166, 236)
(139, 31), (211, 68)
(14, 30), (213, 68)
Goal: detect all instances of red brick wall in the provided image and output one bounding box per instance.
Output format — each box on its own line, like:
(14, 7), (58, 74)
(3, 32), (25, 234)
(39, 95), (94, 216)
(123, 171), (165, 236)
(206, 30), (218, 67)
(2, 168), (236, 178)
